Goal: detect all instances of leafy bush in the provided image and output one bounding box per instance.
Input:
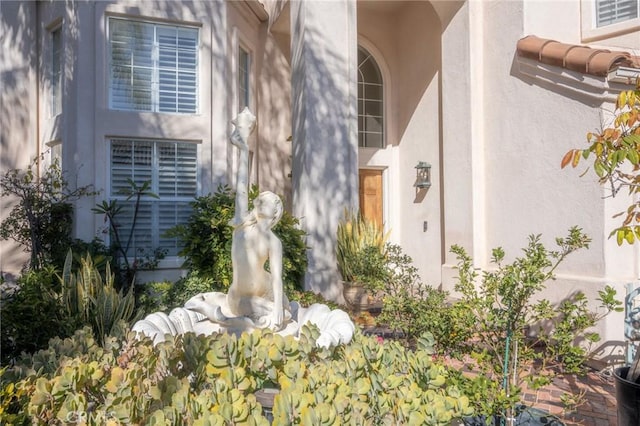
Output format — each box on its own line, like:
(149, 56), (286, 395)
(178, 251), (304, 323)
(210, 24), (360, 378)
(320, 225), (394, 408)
(137, 280), (174, 315)
(0, 327), (472, 425)
(167, 185), (307, 295)
(1, 252), (141, 364)
(563, 82), (640, 379)
(445, 228), (622, 418)
(288, 290), (341, 309)
(562, 81), (640, 245)
(379, 245), (474, 351)
(0, 268), (75, 364)
(0, 156), (95, 270)
(166, 272), (218, 308)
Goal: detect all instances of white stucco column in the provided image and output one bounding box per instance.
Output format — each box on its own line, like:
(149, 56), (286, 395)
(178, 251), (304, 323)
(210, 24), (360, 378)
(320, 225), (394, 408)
(289, 0), (359, 299)
(440, 1), (479, 292)
(65, 1), (97, 241)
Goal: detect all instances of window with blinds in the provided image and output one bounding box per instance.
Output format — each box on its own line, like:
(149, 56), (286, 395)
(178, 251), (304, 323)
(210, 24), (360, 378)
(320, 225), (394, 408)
(108, 18), (198, 113)
(238, 46), (250, 112)
(51, 27), (62, 116)
(596, 0), (639, 27)
(358, 47), (384, 148)
(110, 139), (197, 256)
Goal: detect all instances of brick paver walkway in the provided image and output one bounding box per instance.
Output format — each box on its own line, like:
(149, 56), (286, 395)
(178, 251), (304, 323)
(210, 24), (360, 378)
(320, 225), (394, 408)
(521, 368), (617, 426)
(361, 327), (619, 425)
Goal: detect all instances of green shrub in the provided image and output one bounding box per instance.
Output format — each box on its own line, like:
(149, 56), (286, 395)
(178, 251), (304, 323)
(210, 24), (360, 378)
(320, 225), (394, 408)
(167, 272), (218, 308)
(0, 156), (95, 271)
(0, 327), (472, 425)
(0, 268), (75, 364)
(273, 204), (308, 295)
(288, 290), (341, 310)
(166, 186), (234, 286)
(137, 280), (174, 315)
(167, 185), (307, 295)
(379, 244), (475, 352)
(445, 228), (622, 418)
(336, 210), (389, 290)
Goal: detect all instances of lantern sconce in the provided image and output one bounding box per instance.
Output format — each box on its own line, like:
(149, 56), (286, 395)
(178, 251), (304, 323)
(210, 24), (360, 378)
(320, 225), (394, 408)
(415, 161), (432, 189)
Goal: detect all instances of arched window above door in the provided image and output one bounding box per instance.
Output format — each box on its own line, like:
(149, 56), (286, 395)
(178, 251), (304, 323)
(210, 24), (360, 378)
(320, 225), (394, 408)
(358, 46), (384, 148)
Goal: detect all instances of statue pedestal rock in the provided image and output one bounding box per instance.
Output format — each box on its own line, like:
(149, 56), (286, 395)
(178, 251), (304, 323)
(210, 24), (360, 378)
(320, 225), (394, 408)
(133, 108), (354, 348)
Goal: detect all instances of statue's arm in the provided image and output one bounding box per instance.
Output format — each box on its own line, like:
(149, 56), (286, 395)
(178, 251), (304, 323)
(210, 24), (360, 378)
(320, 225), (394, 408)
(230, 129), (249, 225)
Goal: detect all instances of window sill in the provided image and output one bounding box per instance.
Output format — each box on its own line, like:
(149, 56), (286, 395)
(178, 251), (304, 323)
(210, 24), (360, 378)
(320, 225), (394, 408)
(127, 256), (184, 270)
(580, 0), (640, 42)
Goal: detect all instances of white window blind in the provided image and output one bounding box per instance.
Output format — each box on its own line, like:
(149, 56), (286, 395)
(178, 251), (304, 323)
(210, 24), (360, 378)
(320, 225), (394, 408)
(358, 47), (384, 148)
(596, 0), (639, 27)
(51, 27), (62, 116)
(110, 139), (197, 256)
(109, 18), (198, 113)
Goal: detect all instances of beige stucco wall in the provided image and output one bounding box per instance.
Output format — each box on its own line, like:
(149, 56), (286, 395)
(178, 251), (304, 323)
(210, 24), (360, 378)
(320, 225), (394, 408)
(226, 2), (292, 209)
(357, 1), (444, 286)
(523, 0), (640, 48)
(0, 1), (39, 279)
(471, 0), (638, 359)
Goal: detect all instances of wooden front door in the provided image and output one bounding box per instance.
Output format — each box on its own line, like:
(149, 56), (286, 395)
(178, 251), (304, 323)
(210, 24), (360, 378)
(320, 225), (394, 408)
(359, 169), (383, 227)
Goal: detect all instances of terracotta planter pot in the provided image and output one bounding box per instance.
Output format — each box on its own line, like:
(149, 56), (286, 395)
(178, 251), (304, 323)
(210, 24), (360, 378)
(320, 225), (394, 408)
(342, 281), (382, 312)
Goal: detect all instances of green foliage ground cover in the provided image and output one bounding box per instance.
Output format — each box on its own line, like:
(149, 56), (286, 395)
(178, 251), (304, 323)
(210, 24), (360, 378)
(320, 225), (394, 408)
(377, 228), (622, 420)
(0, 326), (471, 425)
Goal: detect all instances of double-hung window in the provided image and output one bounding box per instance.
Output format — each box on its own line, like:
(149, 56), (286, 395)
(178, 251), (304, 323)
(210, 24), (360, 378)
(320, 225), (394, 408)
(110, 139), (197, 257)
(596, 0), (638, 27)
(109, 18), (198, 113)
(582, 0), (640, 41)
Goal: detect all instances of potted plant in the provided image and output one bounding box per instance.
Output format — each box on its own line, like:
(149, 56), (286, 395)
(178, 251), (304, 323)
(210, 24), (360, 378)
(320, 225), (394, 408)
(562, 80), (640, 424)
(336, 210), (389, 311)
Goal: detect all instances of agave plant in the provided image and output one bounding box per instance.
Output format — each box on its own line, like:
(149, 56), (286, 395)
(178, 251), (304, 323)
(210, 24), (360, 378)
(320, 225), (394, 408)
(336, 210), (390, 291)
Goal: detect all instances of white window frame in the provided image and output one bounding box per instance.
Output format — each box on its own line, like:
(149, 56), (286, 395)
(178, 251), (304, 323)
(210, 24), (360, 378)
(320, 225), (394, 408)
(109, 138), (198, 258)
(51, 25), (63, 117)
(358, 46), (385, 149)
(581, 0), (640, 41)
(108, 17), (199, 114)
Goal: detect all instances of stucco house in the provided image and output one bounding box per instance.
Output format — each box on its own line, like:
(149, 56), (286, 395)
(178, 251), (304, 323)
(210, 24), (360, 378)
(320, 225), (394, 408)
(2, 0), (640, 358)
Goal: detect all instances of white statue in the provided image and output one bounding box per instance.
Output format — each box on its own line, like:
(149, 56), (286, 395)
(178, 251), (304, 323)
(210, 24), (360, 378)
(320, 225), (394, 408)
(226, 108), (289, 329)
(133, 108), (354, 348)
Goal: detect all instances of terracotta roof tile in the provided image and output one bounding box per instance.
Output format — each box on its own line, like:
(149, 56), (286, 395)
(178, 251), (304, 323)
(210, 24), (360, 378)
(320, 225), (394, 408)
(517, 35), (638, 77)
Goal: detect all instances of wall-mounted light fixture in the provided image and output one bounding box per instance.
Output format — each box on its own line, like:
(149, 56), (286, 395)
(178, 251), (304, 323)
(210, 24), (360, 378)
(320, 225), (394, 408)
(415, 161), (432, 189)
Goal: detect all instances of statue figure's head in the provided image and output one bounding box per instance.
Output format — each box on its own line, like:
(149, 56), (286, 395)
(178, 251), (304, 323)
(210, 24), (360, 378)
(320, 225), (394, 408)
(231, 107), (257, 143)
(254, 191), (283, 229)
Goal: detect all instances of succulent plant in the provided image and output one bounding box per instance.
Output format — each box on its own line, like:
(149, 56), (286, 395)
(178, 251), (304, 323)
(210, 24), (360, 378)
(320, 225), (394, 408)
(1, 325), (472, 425)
